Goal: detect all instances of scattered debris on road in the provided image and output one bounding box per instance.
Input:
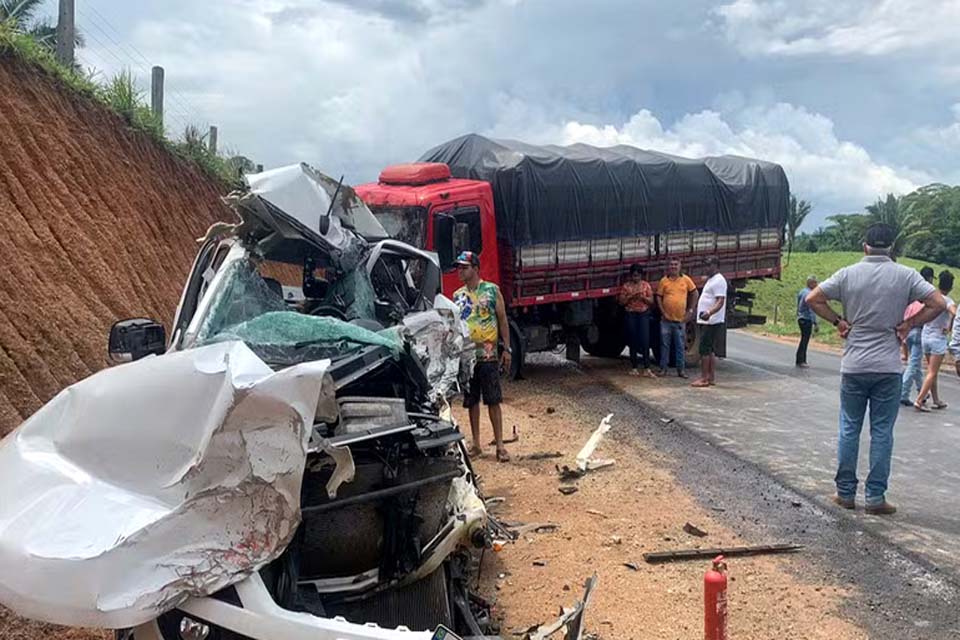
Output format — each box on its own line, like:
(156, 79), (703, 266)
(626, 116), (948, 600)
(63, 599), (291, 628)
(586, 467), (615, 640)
(683, 522), (709, 538)
(528, 575), (597, 640)
(509, 523), (560, 537)
(492, 424), (520, 445)
(644, 543), (804, 564)
(576, 413), (615, 472)
(522, 451), (564, 460)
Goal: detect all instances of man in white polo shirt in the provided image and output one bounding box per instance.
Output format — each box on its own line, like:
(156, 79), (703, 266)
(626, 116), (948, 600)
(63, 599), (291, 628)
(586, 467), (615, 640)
(806, 224), (944, 515)
(692, 255), (727, 388)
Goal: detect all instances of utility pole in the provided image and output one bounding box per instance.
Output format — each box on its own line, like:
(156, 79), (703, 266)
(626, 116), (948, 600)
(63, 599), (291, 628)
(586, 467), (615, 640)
(56, 0), (75, 67)
(208, 126), (218, 154)
(151, 66), (164, 126)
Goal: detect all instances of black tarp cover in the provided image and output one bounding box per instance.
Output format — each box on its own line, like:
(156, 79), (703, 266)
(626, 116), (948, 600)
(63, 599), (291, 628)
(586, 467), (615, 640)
(419, 134), (790, 248)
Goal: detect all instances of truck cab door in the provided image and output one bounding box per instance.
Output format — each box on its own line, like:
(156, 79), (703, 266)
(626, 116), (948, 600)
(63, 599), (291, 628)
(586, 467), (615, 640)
(431, 205), (483, 298)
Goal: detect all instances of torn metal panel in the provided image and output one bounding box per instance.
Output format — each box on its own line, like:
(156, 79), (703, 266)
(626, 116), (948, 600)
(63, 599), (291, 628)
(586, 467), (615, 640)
(391, 295), (476, 401)
(0, 341), (331, 629)
(318, 439), (356, 498)
(575, 414), (615, 472)
(528, 574), (598, 640)
(244, 163), (387, 248)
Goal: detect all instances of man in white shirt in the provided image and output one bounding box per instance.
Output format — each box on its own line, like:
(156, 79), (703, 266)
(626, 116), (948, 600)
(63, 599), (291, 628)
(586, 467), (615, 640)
(693, 255), (727, 388)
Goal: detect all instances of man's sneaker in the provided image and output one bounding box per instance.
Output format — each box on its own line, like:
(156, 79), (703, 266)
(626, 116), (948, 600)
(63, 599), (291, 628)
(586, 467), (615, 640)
(900, 399), (913, 407)
(832, 495), (855, 510)
(677, 370), (688, 379)
(865, 501), (897, 515)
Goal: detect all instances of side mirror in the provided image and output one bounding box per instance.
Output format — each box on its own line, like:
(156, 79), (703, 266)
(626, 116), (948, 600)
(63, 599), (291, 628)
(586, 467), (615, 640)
(108, 318), (167, 363)
(434, 213), (455, 271)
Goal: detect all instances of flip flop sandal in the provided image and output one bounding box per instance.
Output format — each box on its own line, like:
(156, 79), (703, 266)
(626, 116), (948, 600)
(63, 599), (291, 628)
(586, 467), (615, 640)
(914, 403), (931, 413)
(933, 402), (949, 410)
(496, 450), (511, 462)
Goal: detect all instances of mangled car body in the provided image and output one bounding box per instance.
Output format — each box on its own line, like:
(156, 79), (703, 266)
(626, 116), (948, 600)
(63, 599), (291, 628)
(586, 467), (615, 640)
(0, 164), (493, 639)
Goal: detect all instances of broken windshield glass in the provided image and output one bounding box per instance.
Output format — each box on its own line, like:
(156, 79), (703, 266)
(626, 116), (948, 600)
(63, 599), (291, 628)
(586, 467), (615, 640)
(369, 205), (427, 249)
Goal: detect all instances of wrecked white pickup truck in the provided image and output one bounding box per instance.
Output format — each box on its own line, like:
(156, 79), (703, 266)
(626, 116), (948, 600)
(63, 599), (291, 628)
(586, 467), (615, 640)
(0, 164), (498, 639)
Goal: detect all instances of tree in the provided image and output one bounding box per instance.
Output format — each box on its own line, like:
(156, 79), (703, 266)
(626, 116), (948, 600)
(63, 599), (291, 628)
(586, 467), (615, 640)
(901, 184), (960, 267)
(864, 193), (922, 257)
(1, 0), (84, 51)
(785, 195), (812, 264)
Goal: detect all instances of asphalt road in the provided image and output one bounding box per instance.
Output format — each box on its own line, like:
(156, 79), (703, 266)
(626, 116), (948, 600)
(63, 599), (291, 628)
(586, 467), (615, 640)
(517, 349), (960, 637)
(589, 330), (960, 586)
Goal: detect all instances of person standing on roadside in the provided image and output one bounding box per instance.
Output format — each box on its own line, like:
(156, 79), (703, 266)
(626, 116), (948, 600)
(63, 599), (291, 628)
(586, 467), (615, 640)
(806, 224), (945, 515)
(901, 266), (936, 405)
(692, 256), (727, 388)
(915, 270), (956, 412)
(619, 264), (657, 377)
(452, 251), (513, 462)
(796, 276), (818, 368)
(655, 258), (698, 378)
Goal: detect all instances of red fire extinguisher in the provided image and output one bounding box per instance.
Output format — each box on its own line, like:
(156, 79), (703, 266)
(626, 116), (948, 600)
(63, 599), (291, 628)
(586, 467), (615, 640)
(704, 555), (728, 640)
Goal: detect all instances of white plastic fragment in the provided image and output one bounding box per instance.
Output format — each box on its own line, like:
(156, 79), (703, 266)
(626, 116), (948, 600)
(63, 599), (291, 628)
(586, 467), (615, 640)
(575, 413), (615, 472)
(0, 341), (331, 629)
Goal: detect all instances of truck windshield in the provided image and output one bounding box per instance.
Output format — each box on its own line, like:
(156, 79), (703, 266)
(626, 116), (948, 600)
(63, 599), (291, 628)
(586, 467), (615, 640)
(369, 206), (427, 249)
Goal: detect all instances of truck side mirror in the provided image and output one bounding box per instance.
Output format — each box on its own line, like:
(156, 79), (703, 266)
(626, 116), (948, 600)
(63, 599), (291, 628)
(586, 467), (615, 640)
(108, 318), (167, 363)
(434, 213), (455, 271)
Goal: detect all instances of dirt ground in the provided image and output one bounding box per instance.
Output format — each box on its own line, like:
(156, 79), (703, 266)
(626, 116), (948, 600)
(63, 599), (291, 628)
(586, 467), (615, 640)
(456, 380), (869, 640)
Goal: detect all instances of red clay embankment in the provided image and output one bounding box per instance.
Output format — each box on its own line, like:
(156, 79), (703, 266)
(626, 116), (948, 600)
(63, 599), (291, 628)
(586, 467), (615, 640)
(0, 52), (232, 437)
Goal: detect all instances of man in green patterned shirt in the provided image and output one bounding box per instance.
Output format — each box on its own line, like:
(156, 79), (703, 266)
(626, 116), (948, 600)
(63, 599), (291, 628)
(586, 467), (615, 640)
(453, 251), (512, 462)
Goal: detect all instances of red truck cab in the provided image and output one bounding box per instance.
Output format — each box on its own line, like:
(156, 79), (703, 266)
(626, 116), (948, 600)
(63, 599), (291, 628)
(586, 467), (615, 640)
(356, 163), (502, 300)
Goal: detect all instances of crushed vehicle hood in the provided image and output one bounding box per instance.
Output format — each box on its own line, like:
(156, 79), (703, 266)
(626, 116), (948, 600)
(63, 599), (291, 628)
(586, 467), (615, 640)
(236, 164), (388, 259)
(0, 341), (333, 629)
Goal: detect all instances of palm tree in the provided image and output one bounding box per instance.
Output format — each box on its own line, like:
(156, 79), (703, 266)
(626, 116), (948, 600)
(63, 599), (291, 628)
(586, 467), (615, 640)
(865, 193), (920, 257)
(785, 194), (812, 264)
(1, 0), (84, 50)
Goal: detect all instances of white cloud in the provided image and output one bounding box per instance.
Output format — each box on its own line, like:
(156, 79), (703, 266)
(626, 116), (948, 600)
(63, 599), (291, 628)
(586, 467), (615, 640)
(714, 0), (960, 57)
(535, 102), (929, 217)
(71, 0), (955, 230)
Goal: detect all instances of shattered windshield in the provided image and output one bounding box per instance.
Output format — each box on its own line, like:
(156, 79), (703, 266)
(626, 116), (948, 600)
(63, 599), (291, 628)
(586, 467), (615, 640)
(369, 206), (427, 249)
(195, 258), (400, 363)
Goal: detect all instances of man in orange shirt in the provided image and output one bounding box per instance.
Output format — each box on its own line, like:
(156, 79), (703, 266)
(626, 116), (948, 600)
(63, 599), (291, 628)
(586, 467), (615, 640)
(619, 264), (656, 377)
(655, 258), (699, 377)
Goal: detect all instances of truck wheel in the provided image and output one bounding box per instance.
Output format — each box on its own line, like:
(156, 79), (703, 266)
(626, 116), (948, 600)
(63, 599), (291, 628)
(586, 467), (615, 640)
(580, 322), (626, 358)
(508, 321), (525, 380)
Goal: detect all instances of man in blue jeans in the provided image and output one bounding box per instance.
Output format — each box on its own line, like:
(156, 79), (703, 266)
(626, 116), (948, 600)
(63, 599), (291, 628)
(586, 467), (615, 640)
(806, 224), (944, 515)
(655, 258), (698, 377)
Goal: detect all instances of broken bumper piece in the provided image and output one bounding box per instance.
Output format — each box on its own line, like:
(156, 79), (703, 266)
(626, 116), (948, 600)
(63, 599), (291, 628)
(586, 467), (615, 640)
(126, 573), (440, 639)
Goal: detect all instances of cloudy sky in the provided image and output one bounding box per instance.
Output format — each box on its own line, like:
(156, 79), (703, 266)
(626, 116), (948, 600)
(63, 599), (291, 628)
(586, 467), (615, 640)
(46, 0), (960, 228)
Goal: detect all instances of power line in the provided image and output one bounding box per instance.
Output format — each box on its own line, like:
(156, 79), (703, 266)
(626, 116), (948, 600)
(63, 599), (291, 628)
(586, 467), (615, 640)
(75, 13), (195, 132)
(81, 2), (209, 124)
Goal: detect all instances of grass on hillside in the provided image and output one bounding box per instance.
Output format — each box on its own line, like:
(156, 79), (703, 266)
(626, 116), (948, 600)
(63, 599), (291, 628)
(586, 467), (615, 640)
(0, 19), (243, 187)
(744, 252), (954, 346)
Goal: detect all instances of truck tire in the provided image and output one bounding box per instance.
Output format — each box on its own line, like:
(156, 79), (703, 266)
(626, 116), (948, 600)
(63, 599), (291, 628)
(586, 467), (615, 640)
(580, 307), (626, 358)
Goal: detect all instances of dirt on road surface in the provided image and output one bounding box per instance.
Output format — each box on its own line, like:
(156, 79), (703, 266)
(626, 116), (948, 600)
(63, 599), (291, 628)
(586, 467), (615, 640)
(457, 379), (868, 639)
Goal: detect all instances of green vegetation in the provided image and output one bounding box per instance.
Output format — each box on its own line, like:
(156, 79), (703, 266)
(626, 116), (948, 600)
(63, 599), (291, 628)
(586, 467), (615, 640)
(0, 16), (249, 187)
(794, 187), (960, 268)
(0, 0), (84, 53)
(744, 252), (954, 345)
